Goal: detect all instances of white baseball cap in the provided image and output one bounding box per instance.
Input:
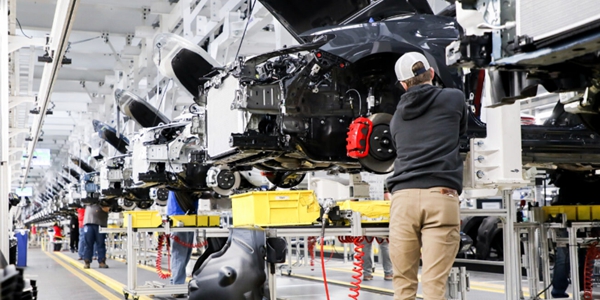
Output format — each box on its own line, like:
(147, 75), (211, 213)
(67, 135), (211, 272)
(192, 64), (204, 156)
(394, 52), (431, 81)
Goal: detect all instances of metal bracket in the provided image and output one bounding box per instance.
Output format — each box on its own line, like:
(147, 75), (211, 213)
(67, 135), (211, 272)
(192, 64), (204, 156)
(350, 212), (363, 236)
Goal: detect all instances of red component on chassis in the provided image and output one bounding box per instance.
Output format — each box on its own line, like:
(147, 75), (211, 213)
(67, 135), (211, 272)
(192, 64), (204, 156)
(346, 117), (373, 159)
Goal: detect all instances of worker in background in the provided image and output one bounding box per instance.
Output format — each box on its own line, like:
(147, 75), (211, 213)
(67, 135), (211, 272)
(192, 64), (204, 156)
(77, 206), (97, 260)
(363, 186), (393, 281)
(52, 222), (63, 252)
(167, 191), (198, 298)
(82, 203), (110, 269)
(77, 207), (85, 260)
(69, 212), (79, 253)
(386, 52), (468, 300)
(549, 169), (598, 298)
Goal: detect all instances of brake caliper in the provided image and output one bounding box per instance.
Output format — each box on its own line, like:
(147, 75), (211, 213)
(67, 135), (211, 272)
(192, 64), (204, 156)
(346, 117), (373, 159)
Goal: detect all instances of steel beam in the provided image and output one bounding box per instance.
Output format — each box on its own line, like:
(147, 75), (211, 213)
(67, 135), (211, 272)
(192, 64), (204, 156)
(8, 96), (35, 109)
(0, 0), (11, 258)
(8, 35), (45, 53)
(21, 0), (81, 187)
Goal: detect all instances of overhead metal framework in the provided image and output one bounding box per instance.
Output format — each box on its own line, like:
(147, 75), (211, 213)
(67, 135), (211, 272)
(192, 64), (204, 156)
(21, 0), (81, 187)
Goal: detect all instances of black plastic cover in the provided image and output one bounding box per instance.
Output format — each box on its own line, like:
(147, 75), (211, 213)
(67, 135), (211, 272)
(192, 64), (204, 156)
(92, 120), (129, 154)
(172, 48), (215, 100)
(117, 90), (170, 128)
(188, 228), (267, 300)
(70, 157), (95, 173)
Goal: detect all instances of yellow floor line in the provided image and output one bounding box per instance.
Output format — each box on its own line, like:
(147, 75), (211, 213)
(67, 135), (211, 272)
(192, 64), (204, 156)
(43, 251), (120, 300)
(324, 266), (546, 298)
(292, 272), (424, 298)
(111, 256), (192, 282)
(54, 252), (153, 300)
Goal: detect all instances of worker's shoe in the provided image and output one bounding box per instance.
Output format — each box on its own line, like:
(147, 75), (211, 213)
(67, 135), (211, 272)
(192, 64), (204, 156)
(363, 275), (373, 281)
(83, 260), (91, 269)
(98, 261), (109, 269)
(384, 274), (393, 281)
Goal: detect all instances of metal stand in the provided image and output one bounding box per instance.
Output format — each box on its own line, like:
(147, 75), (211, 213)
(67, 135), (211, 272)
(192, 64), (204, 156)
(115, 214), (229, 299)
(446, 267), (469, 300)
(568, 223), (583, 300)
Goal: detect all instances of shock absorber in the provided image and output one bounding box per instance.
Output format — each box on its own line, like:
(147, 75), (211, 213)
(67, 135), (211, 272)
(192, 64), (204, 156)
(349, 236), (365, 300)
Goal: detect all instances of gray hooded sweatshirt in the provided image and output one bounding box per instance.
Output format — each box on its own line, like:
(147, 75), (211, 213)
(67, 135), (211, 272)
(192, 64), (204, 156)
(385, 84), (468, 195)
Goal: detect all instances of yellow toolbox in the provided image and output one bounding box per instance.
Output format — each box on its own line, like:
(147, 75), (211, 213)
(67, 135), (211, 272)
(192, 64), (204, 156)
(170, 215), (197, 227)
(123, 211), (163, 228)
(197, 215), (220, 227)
(593, 206), (600, 220)
(541, 205), (600, 222)
(337, 200), (390, 223)
(578, 206), (592, 221)
(231, 190), (320, 226)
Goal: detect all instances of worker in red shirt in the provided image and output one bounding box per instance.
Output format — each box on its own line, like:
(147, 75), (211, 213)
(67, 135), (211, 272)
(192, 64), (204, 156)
(77, 207), (86, 259)
(53, 222), (64, 251)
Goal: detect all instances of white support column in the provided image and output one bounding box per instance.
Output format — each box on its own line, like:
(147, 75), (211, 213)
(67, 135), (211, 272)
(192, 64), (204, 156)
(0, 0), (12, 258)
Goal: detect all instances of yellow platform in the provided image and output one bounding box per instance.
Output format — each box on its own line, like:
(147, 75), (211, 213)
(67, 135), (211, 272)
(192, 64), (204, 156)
(231, 190), (320, 226)
(337, 200), (390, 223)
(542, 205), (600, 221)
(123, 210), (163, 228)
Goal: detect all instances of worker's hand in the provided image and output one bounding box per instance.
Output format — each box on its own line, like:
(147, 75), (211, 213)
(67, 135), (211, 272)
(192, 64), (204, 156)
(101, 206), (110, 213)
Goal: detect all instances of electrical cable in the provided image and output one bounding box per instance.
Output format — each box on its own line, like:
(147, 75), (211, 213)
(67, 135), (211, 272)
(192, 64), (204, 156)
(70, 36), (101, 45)
(151, 78), (172, 128)
(345, 89), (363, 116)
(233, 0), (257, 61)
(16, 18), (32, 39)
(535, 283), (552, 299)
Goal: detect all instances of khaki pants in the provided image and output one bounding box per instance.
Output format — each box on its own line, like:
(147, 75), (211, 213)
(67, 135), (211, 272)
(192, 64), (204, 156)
(389, 187), (460, 300)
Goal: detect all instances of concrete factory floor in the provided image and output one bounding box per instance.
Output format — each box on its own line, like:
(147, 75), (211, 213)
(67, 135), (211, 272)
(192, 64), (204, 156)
(22, 246), (575, 300)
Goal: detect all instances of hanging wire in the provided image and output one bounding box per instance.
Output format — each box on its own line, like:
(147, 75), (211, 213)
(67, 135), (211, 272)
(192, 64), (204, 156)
(16, 18), (32, 39)
(151, 79), (173, 127)
(234, 0), (257, 60)
(70, 36), (102, 45)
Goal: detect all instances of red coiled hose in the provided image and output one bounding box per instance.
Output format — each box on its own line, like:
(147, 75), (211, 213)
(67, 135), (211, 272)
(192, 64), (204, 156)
(172, 234), (208, 248)
(307, 236), (317, 270)
(349, 236), (365, 300)
(156, 233), (172, 279)
(155, 233), (208, 279)
(583, 242), (600, 300)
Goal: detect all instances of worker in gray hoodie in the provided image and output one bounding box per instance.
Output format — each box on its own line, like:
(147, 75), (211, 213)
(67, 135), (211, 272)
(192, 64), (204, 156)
(82, 203), (110, 269)
(386, 52), (468, 300)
